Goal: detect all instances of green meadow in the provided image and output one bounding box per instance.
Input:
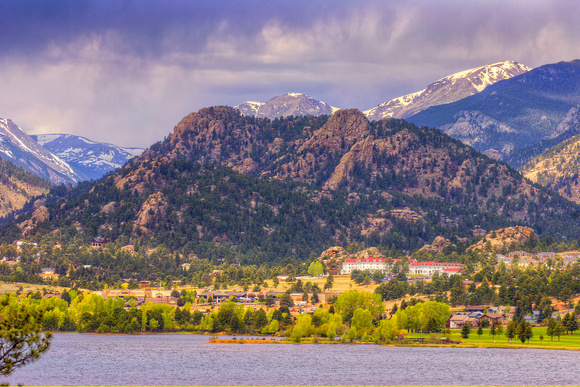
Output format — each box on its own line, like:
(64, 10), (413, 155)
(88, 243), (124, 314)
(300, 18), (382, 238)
(447, 327), (580, 350)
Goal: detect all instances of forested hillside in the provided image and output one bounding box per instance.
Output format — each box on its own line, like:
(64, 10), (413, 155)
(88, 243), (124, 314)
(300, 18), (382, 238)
(5, 108), (580, 264)
(522, 134), (580, 203)
(0, 158), (52, 217)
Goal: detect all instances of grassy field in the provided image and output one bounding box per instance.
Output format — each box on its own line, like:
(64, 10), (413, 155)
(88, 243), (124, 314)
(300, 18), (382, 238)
(0, 282), (66, 295)
(445, 327), (580, 350)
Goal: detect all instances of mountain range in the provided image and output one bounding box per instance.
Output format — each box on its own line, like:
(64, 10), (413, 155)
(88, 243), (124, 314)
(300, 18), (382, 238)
(9, 107), (580, 263)
(235, 60), (530, 123)
(235, 93), (339, 119)
(235, 60), (580, 171)
(31, 134), (144, 181)
(0, 118), (80, 185)
(408, 60), (580, 167)
(0, 117), (144, 185)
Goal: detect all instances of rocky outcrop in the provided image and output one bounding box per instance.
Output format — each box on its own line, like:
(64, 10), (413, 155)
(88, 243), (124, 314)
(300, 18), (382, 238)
(420, 236), (452, 253)
(133, 192), (169, 234)
(468, 226), (538, 253)
(390, 208), (424, 223)
(19, 206), (50, 237)
(318, 246), (348, 272)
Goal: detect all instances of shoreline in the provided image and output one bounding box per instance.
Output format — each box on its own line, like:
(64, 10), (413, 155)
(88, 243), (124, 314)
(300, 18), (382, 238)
(208, 337), (580, 351)
(72, 331), (580, 351)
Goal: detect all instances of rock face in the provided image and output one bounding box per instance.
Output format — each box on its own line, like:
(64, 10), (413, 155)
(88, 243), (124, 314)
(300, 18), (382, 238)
(420, 236), (452, 253)
(318, 246), (384, 272)
(134, 192), (169, 234)
(19, 206), (50, 237)
(365, 60), (531, 120)
(319, 246), (348, 272)
(235, 93), (338, 119)
(441, 111), (516, 158)
(469, 226), (538, 253)
(551, 104), (580, 139)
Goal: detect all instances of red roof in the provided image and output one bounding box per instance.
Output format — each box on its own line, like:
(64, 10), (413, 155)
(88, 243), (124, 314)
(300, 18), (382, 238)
(410, 261), (462, 267)
(344, 256), (386, 263)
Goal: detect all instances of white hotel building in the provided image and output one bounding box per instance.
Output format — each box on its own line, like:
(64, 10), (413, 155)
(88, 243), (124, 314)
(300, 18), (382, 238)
(340, 256), (462, 277)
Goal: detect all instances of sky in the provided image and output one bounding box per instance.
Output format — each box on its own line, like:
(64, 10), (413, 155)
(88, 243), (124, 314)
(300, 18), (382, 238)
(1, 0), (579, 148)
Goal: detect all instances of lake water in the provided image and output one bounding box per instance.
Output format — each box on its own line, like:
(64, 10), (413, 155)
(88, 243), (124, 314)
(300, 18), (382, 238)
(4, 333), (579, 386)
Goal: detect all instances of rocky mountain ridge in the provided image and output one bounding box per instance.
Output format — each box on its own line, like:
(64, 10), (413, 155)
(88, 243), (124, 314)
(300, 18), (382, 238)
(12, 106), (578, 263)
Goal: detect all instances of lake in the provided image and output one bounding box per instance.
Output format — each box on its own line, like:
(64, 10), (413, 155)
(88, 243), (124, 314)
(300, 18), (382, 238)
(4, 333), (579, 385)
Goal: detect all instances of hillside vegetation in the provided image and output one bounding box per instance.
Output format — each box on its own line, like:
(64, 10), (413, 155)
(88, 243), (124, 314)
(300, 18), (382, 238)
(0, 158), (52, 218)
(4, 108), (580, 264)
(522, 134), (580, 203)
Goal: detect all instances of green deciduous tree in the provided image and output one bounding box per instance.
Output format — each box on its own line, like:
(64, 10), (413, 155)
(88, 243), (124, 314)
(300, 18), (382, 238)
(333, 290), (385, 324)
(307, 261), (324, 277)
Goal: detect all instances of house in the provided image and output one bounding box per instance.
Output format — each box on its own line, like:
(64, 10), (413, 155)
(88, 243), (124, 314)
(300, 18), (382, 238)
(561, 252), (580, 265)
(524, 311), (541, 324)
(91, 237), (109, 248)
(407, 261), (463, 277)
(465, 305), (486, 313)
(495, 254), (511, 265)
(466, 313), (483, 328)
(448, 314), (469, 329)
(39, 268), (60, 281)
(482, 313), (506, 325)
(507, 250), (534, 259)
(16, 240), (37, 249)
(536, 252), (557, 261)
(340, 256), (394, 275)
(198, 291), (229, 303)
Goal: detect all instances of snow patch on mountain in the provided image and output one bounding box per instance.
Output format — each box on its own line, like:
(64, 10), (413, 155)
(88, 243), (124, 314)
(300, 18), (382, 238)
(31, 134), (144, 181)
(0, 118), (82, 184)
(366, 60), (532, 121)
(236, 93), (338, 119)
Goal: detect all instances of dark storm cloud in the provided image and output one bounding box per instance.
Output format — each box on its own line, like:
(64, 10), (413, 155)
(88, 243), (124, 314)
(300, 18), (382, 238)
(0, 1), (579, 147)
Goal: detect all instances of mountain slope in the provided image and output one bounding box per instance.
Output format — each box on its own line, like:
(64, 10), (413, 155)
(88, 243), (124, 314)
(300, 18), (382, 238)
(11, 107), (580, 262)
(408, 60), (580, 167)
(522, 133), (580, 203)
(365, 60), (531, 121)
(0, 158), (52, 218)
(31, 134), (144, 181)
(0, 118), (81, 184)
(235, 93), (338, 119)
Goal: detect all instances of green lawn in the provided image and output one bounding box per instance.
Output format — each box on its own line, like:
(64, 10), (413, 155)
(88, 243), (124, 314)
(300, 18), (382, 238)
(446, 327), (580, 350)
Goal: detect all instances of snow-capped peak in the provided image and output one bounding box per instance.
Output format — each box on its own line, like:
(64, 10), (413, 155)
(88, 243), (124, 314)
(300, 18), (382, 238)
(0, 118), (82, 184)
(30, 133), (145, 181)
(365, 60), (532, 121)
(236, 93), (339, 119)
